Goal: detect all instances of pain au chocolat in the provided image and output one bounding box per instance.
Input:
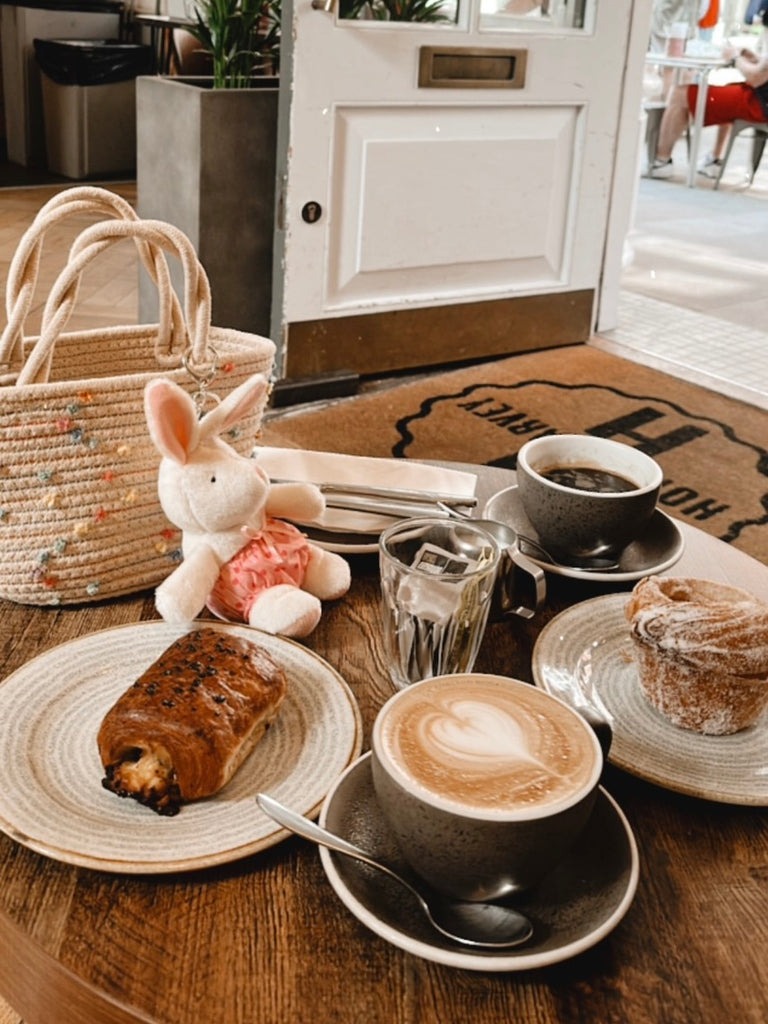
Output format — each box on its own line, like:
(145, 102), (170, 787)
(626, 576), (768, 735)
(98, 627), (287, 815)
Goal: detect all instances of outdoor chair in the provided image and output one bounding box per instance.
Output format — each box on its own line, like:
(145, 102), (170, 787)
(713, 118), (768, 189)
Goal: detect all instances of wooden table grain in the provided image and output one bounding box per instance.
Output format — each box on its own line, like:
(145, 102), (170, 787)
(0, 466), (766, 1024)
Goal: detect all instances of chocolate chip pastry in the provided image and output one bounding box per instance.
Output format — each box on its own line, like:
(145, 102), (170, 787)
(98, 627), (287, 815)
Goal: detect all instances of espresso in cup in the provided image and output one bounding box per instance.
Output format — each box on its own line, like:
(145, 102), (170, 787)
(371, 674), (602, 901)
(539, 465), (638, 494)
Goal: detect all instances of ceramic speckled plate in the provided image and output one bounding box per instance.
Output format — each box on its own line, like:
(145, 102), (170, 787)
(532, 595), (768, 805)
(299, 525), (380, 555)
(318, 753), (639, 971)
(0, 621), (362, 873)
(253, 447), (477, 541)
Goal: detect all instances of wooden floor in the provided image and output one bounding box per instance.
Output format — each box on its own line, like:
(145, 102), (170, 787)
(0, 182), (139, 340)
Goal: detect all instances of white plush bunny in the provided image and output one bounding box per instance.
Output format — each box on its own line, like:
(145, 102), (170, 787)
(145, 374), (351, 637)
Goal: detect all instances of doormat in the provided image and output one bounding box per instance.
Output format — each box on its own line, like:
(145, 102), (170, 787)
(263, 345), (768, 565)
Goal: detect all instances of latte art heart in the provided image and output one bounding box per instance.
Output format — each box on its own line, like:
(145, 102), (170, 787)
(378, 676), (598, 813)
(425, 700), (541, 767)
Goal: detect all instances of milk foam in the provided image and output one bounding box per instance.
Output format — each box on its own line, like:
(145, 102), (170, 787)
(424, 700), (540, 765)
(378, 676), (598, 814)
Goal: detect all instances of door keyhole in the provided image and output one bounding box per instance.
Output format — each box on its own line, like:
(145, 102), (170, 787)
(302, 202), (323, 224)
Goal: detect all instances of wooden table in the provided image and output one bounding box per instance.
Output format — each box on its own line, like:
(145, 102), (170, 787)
(0, 465), (767, 1024)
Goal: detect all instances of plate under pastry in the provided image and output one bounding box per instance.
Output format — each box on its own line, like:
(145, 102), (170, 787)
(532, 594), (768, 804)
(0, 620), (362, 873)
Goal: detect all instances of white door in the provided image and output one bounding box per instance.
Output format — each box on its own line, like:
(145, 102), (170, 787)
(272, 0), (639, 380)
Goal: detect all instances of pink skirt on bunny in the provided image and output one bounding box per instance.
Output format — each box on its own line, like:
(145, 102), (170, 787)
(207, 518), (311, 622)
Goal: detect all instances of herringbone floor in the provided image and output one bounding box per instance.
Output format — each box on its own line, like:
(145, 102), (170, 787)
(0, 182), (138, 338)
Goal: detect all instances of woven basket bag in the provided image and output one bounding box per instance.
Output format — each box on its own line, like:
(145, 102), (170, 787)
(0, 187), (275, 605)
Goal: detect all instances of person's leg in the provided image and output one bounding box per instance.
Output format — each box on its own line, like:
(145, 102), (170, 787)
(649, 83), (691, 176)
(656, 84), (691, 160)
(713, 123), (731, 160)
(695, 83), (768, 179)
(650, 83), (763, 180)
(698, 123), (732, 178)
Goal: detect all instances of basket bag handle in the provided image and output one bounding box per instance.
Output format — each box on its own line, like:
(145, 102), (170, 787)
(16, 217), (215, 387)
(0, 186), (186, 385)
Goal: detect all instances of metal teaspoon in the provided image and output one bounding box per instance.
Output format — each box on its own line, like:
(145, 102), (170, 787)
(515, 533), (621, 572)
(436, 505), (620, 573)
(257, 793), (534, 950)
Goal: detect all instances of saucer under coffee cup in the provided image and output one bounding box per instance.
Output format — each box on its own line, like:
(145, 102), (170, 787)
(516, 434), (663, 561)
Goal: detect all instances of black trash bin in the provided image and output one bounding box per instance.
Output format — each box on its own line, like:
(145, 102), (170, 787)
(0, 0), (125, 167)
(33, 38), (153, 178)
(33, 38), (153, 86)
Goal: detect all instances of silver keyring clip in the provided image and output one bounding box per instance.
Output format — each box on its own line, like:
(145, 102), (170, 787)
(183, 345), (220, 416)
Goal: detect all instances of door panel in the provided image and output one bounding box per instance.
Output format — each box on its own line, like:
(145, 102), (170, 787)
(272, 0), (637, 379)
(327, 103), (578, 308)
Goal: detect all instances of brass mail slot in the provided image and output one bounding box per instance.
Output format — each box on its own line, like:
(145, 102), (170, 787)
(418, 46), (527, 89)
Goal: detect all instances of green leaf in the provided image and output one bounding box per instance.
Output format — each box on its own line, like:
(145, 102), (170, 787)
(186, 0), (280, 86)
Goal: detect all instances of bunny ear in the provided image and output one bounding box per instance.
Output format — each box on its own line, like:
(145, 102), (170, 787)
(198, 373), (269, 441)
(144, 378), (201, 465)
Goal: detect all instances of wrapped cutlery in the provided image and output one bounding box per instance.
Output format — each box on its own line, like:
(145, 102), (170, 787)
(252, 448), (478, 535)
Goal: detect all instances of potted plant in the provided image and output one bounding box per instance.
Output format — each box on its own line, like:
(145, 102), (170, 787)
(185, 0), (281, 83)
(339, 0), (450, 20)
(136, 0), (281, 338)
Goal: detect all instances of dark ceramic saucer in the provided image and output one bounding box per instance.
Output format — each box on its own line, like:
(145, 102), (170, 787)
(483, 485), (684, 583)
(318, 752), (639, 971)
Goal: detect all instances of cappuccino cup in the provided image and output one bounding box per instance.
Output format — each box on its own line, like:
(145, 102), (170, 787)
(516, 434), (663, 560)
(371, 673), (602, 901)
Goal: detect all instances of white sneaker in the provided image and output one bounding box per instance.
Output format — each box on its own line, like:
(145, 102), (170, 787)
(649, 158), (674, 179)
(697, 157), (723, 180)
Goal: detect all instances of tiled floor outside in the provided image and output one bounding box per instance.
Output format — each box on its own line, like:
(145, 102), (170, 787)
(596, 123), (768, 410)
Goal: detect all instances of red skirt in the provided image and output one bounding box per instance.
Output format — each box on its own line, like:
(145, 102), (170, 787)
(687, 82), (768, 125)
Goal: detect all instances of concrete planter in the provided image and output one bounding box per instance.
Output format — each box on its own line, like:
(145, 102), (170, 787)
(136, 75), (278, 337)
